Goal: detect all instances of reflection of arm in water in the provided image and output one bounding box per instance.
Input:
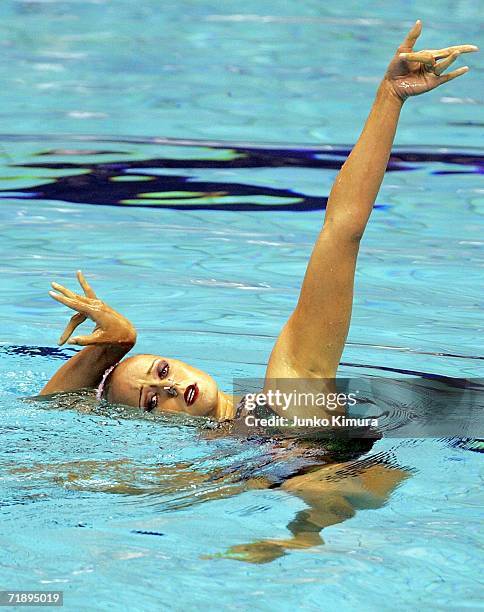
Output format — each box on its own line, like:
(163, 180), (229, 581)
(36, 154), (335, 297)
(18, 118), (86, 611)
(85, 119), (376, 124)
(264, 22), (478, 383)
(10, 451), (409, 563)
(10, 458), (271, 499)
(39, 271), (136, 396)
(222, 460), (410, 563)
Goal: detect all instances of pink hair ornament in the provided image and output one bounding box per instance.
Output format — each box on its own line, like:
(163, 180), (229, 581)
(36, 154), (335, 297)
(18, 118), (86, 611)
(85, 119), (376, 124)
(96, 363), (119, 401)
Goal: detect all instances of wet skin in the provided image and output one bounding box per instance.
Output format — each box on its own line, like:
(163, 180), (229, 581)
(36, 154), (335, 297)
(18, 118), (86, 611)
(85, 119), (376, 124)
(36, 22), (477, 562)
(106, 354), (235, 421)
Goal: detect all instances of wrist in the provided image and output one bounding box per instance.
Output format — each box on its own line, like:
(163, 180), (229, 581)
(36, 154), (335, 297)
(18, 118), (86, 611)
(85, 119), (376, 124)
(104, 326), (137, 351)
(378, 79), (406, 107)
(101, 338), (135, 360)
(112, 315), (137, 347)
(118, 328), (137, 348)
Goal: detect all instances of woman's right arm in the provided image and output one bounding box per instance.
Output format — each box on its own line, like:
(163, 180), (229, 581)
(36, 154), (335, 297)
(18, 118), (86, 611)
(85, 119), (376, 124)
(265, 21), (477, 380)
(39, 271), (137, 395)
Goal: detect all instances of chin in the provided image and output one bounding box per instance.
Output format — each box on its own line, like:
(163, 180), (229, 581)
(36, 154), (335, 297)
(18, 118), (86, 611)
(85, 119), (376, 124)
(191, 384), (218, 417)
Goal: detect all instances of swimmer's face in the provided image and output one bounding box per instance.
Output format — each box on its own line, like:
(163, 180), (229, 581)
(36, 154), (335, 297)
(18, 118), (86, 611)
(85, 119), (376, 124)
(105, 354), (219, 417)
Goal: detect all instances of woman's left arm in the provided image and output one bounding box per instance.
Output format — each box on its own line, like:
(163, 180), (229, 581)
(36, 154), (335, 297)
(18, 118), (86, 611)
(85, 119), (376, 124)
(39, 271), (137, 395)
(266, 21), (478, 379)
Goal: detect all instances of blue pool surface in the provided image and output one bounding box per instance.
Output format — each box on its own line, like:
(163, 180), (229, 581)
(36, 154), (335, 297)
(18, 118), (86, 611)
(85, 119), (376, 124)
(0, 1), (483, 611)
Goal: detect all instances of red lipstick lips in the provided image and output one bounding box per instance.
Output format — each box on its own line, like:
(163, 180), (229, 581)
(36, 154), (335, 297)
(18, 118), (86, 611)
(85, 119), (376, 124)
(184, 383), (199, 406)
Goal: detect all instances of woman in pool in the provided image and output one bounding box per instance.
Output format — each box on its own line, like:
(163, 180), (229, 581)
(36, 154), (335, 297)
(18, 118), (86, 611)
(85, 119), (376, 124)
(41, 22), (477, 419)
(36, 21), (477, 563)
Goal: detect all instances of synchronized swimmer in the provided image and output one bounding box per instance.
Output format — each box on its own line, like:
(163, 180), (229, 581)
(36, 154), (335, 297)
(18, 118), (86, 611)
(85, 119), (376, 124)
(40, 21), (478, 431)
(33, 21), (478, 562)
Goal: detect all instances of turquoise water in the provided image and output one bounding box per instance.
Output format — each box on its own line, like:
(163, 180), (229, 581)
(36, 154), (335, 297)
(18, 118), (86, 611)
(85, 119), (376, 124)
(0, 1), (483, 610)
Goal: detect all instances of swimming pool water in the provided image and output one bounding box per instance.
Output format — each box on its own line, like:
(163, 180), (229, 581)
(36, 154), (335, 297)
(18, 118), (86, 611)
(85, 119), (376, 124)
(0, 1), (483, 610)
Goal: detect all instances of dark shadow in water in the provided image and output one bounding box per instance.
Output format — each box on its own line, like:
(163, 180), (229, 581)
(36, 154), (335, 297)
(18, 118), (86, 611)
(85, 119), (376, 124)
(4, 342), (482, 376)
(1, 141), (482, 211)
(1, 344), (77, 360)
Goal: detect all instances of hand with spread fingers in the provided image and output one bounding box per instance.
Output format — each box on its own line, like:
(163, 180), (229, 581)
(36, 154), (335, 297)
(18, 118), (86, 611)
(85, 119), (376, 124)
(49, 271), (137, 347)
(384, 20), (478, 100)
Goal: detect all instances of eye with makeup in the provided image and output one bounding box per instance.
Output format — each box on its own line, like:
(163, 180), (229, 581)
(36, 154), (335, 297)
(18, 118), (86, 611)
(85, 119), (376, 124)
(145, 393), (158, 412)
(157, 360), (169, 379)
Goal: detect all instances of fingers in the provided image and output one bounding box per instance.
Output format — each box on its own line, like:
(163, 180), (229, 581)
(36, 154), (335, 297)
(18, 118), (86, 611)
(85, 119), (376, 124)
(400, 45), (478, 63)
(400, 19), (422, 51)
(77, 270), (97, 299)
(50, 271), (96, 304)
(67, 335), (91, 346)
(68, 336), (88, 346)
(58, 312), (86, 346)
(434, 52), (460, 76)
(49, 290), (86, 313)
(399, 50), (435, 65)
(51, 281), (78, 300)
(438, 65), (469, 84)
(432, 44), (479, 59)
(49, 272), (105, 345)
(67, 329), (103, 346)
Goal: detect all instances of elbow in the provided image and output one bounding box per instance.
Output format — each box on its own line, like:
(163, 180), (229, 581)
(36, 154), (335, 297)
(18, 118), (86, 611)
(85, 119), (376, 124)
(340, 219), (365, 243)
(323, 216), (364, 245)
(349, 229), (363, 243)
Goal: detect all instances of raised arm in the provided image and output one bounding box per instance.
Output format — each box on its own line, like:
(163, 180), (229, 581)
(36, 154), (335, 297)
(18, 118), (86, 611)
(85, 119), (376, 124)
(39, 271), (136, 395)
(266, 21), (477, 379)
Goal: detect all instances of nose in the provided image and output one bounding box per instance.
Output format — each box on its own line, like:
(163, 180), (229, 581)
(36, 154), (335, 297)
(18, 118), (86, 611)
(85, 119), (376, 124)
(162, 384), (178, 398)
(162, 375), (185, 398)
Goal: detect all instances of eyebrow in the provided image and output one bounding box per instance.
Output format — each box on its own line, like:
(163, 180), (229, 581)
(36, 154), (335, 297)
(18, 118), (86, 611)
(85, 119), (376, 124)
(139, 359), (159, 407)
(146, 358), (158, 375)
